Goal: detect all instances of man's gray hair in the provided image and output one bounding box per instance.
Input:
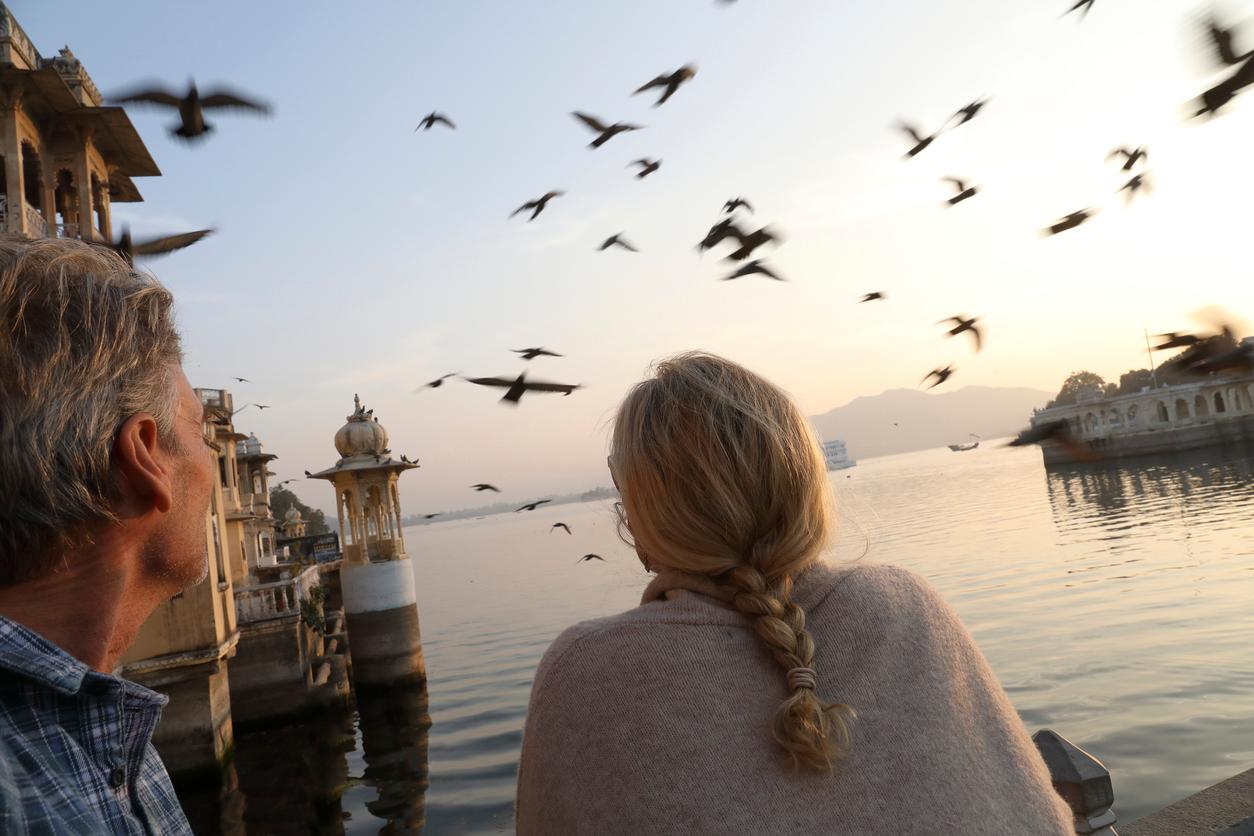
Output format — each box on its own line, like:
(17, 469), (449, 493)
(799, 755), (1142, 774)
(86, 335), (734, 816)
(0, 236), (184, 585)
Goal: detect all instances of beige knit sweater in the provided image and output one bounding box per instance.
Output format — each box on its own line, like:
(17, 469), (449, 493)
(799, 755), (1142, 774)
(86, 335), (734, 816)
(516, 561), (1075, 835)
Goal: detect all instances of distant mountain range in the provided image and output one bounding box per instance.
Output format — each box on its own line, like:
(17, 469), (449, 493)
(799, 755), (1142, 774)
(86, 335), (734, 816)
(809, 385), (1053, 461)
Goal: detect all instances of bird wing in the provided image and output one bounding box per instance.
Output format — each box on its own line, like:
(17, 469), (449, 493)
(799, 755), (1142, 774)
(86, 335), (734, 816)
(112, 88), (183, 108)
(131, 229), (215, 257)
(199, 92), (272, 113)
(629, 159), (650, 168)
(942, 177), (967, 190)
(509, 202), (535, 218)
(633, 74), (669, 94)
(618, 238), (638, 252)
(1209, 18), (1243, 66)
(572, 112), (609, 133)
(434, 114), (456, 128)
(970, 326), (983, 351)
(754, 263), (785, 281)
(465, 376), (516, 388)
(1107, 147), (1131, 161)
(523, 381), (578, 393)
(937, 317), (962, 326)
(897, 122), (925, 143)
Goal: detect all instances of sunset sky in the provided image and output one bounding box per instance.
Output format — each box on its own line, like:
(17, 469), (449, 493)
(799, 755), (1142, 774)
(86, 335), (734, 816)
(18, 0), (1254, 515)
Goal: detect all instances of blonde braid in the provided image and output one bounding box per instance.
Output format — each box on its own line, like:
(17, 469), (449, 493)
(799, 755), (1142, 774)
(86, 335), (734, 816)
(721, 564), (856, 772)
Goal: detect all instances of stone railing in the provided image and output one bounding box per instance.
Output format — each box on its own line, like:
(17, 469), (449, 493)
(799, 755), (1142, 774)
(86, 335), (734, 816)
(235, 564), (320, 625)
(24, 201), (46, 237)
(56, 222), (79, 239)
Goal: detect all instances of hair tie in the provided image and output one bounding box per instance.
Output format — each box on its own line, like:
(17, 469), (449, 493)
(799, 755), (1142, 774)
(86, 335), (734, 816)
(786, 667), (817, 691)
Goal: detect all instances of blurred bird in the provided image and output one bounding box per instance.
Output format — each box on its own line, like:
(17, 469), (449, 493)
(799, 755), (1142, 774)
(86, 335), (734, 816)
(551, 523), (572, 534)
(276, 479), (297, 487)
(723, 197), (754, 214)
(1065, 0), (1096, 19)
(1189, 343), (1254, 375)
(1008, 419), (1098, 462)
(470, 484), (501, 492)
(512, 347), (563, 360)
(633, 64), (697, 106)
(424, 513), (441, 519)
(108, 226), (214, 265)
(465, 372), (580, 404)
(599, 233), (638, 252)
(418, 373), (459, 390)
(303, 470), (313, 478)
(722, 259), (786, 282)
(897, 122), (937, 158)
(510, 190), (565, 221)
(949, 98), (989, 127)
(1108, 146), (1148, 171)
(571, 112), (643, 148)
(578, 554), (606, 563)
(232, 377), (250, 383)
(923, 366), (955, 389)
(723, 226), (780, 261)
(112, 80), (270, 141)
(1118, 173), (1151, 203)
(860, 292), (886, 303)
(1044, 209), (1095, 236)
(1194, 16), (1254, 116)
(515, 500), (552, 512)
(942, 177), (978, 206)
(399, 454), (418, 464)
(630, 158), (661, 179)
(1153, 332), (1202, 351)
(938, 315), (982, 351)
(415, 111), (455, 131)
(698, 218), (743, 254)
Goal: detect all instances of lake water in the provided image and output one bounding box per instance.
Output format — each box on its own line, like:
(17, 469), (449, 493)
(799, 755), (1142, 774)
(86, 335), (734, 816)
(214, 439), (1254, 833)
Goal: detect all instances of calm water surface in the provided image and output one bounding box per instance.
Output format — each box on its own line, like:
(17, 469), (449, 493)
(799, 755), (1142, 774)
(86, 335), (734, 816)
(224, 440), (1254, 833)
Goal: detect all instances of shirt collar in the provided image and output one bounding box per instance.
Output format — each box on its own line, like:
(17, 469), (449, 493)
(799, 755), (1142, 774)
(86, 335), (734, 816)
(0, 615), (167, 706)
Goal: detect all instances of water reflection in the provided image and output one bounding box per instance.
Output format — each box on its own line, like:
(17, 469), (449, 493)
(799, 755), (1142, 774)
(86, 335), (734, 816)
(354, 683), (432, 833)
(1045, 442), (1254, 539)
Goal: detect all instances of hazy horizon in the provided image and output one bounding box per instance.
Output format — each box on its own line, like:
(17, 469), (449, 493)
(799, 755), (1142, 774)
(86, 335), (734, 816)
(17, 0), (1254, 515)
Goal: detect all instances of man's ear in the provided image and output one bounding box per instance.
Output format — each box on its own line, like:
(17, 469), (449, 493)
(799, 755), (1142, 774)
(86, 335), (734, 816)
(112, 414), (173, 515)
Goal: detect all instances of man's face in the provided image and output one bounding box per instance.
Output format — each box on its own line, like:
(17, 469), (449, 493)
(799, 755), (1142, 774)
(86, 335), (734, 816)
(145, 364), (216, 589)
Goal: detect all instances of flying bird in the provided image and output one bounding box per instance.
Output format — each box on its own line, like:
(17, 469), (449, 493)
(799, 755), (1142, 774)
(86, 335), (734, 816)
(571, 112), (642, 148)
(723, 197), (754, 214)
(599, 234), (638, 252)
(1065, 0), (1096, 19)
(1153, 332), (1202, 351)
(723, 226), (780, 262)
(633, 64), (697, 106)
(512, 347), (563, 360)
(1044, 209), (1095, 236)
(276, 479), (297, 487)
(465, 372), (581, 404)
(938, 315), (982, 351)
(470, 483), (501, 492)
(923, 366), (955, 389)
(551, 523), (572, 534)
(1008, 419), (1098, 462)
(629, 158), (661, 179)
(256, 404), (271, 410)
(232, 377), (250, 383)
(515, 500), (552, 512)
(897, 122), (937, 158)
(423, 513), (441, 520)
(303, 470), (313, 478)
(108, 226), (214, 265)
(1118, 173), (1151, 203)
(415, 111), (455, 131)
(1108, 146), (1148, 171)
(949, 98), (989, 128)
(419, 373), (459, 390)
(510, 190), (565, 221)
(860, 292), (886, 303)
(578, 554), (606, 563)
(112, 80), (270, 141)
(942, 177), (978, 206)
(698, 218), (743, 254)
(722, 259), (786, 282)
(1192, 16), (1254, 115)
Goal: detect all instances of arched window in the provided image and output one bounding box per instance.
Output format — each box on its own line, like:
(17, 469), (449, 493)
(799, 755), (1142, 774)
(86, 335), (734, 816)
(20, 142), (41, 209)
(252, 470), (262, 495)
(1127, 404), (1139, 423)
(1156, 402), (1169, 423)
(1194, 395), (1210, 418)
(1214, 392), (1227, 414)
(1175, 399), (1190, 420)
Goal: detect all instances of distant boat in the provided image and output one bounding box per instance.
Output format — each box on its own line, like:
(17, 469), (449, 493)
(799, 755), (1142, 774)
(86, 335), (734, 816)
(820, 439), (856, 471)
(948, 440), (980, 452)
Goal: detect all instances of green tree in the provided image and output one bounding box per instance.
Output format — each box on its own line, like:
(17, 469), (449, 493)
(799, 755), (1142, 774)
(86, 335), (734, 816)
(1118, 369), (1155, 394)
(270, 485), (329, 535)
(1051, 371), (1106, 406)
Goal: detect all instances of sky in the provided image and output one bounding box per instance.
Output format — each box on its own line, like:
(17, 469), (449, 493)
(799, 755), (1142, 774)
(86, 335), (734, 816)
(16, 0), (1254, 517)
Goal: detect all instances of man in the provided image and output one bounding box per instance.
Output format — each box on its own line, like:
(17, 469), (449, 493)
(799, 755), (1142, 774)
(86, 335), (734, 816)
(0, 237), (212, 834)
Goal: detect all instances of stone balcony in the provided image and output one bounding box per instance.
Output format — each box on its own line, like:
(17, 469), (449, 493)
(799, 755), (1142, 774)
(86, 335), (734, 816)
(234, 564), (320, 625)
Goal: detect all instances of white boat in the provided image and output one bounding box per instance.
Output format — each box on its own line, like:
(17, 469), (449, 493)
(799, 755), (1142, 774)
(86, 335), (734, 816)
(820, 439), (856, 471)
(948, 441), (979, 452)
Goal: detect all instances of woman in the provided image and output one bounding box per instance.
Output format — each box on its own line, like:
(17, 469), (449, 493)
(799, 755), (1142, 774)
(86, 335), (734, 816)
(516, 352), (1073, 835)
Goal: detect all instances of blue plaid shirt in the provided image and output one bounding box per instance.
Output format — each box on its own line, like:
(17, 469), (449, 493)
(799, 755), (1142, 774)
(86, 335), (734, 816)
(0, 615), (192, 835)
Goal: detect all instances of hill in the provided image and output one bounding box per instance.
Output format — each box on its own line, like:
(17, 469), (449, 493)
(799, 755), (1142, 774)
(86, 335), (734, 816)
(809, 385), (1052, 460)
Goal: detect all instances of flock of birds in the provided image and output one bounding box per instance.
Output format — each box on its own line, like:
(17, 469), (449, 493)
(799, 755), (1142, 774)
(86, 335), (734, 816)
(97, 1), (1254, 560)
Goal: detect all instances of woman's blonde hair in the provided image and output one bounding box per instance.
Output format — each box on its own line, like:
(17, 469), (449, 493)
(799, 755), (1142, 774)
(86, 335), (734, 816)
(610, 351), (855, 772)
